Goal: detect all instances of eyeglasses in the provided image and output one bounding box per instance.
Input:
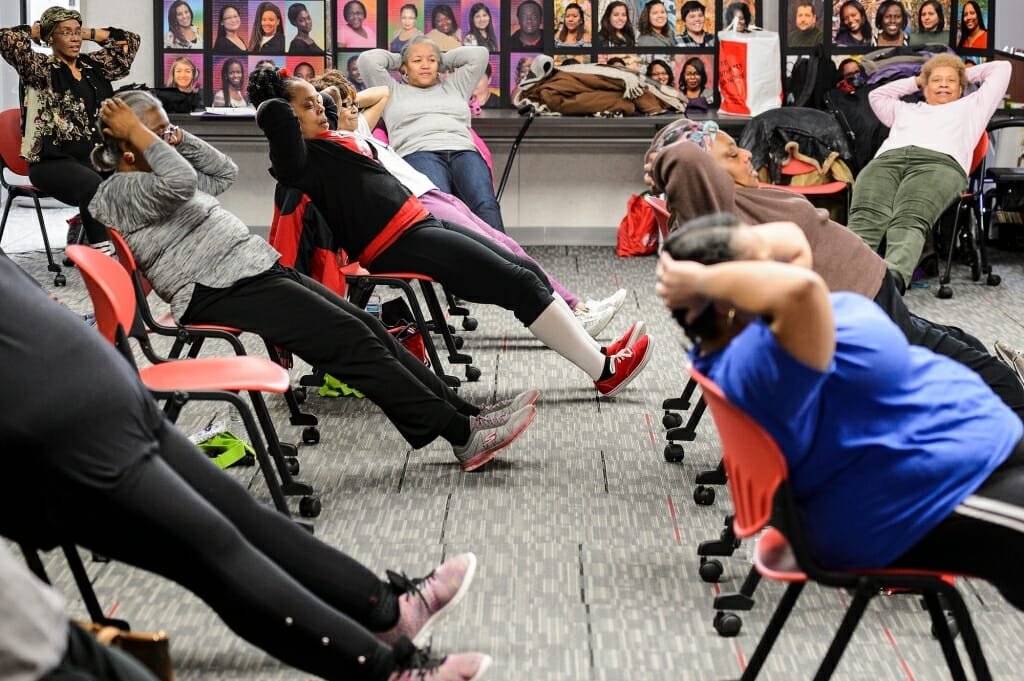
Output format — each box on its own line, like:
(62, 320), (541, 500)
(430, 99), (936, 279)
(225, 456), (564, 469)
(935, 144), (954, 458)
(339, 100), (360, 111)
(160, 124), (180, 142)
(54, 29), (83, 38)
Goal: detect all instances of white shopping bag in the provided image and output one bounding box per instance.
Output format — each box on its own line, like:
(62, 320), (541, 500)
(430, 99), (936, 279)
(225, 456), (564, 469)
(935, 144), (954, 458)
(718, 24), (783, 117)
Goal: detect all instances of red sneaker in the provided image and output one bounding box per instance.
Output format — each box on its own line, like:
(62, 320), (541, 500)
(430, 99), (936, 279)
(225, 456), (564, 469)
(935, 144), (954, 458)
(602, 321), (647, 356)
(595, 335), (652, 397)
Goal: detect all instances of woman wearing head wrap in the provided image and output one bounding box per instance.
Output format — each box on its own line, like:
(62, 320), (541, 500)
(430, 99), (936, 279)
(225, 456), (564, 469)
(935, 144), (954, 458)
(643, 117), (1024, 422)
(0, 6), (139, 255)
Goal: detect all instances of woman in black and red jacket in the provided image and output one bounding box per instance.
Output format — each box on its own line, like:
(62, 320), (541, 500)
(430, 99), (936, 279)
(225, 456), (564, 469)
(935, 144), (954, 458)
(249, 67), (652, 398)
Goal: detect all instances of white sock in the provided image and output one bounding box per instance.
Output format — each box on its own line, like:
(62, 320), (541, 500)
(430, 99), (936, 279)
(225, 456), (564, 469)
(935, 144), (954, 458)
(554, 295), (602, 351)
(528, 299), (607, 380)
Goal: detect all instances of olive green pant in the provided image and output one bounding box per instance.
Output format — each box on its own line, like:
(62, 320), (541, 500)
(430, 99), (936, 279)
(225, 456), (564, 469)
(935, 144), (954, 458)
(847, 146), (967, 284)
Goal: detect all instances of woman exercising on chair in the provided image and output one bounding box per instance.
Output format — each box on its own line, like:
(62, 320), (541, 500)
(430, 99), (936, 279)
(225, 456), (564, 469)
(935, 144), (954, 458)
(657, 213), (1024, 608)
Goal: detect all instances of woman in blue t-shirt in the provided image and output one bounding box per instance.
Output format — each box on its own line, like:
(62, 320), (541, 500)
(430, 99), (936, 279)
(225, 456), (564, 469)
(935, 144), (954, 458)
(656, 213), (1024, 610)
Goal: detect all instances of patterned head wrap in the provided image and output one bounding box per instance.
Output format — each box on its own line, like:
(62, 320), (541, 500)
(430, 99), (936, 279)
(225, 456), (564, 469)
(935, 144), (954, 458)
(39, 6), (82, 41)
(654, 119), (720, 155)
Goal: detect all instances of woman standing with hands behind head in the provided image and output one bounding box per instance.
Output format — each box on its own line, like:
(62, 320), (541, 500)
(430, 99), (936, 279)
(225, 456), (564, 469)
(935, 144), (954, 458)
(359, 40), (505, 232)
(165, 0), (202, 49)
(0, 6), (139, 255)
(250, 1), (285, 53)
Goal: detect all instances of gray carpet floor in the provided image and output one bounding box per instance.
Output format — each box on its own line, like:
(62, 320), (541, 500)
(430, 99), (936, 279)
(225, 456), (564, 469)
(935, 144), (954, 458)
(8, 237), (1024, 681)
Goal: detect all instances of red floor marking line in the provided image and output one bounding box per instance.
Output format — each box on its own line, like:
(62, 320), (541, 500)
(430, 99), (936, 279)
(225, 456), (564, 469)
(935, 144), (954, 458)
(666, 495), (682, 544)
(107, 600), (121, 618)
(502, 336), (508, 353)
(713, 582), (721, 595)
(880, 620), (917, 681)
(644, 413), (655, 443)
(736, 649), (747, 671)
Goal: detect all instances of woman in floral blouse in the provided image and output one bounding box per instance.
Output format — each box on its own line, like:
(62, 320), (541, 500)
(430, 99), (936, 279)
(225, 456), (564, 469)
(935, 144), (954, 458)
(0, 6), (139, 254)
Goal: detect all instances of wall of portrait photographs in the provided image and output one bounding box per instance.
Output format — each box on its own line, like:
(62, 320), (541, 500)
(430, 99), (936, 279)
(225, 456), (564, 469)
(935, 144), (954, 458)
(782, 0), (996, 84)
(153, 0), (992, 111)
(154, 0), (765, 109)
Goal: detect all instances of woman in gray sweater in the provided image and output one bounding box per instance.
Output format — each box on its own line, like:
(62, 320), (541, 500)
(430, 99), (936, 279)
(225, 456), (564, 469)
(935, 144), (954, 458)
(358, 40), (505, 232)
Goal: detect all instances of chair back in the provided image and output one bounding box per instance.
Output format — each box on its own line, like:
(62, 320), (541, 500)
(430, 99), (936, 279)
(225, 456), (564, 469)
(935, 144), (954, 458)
(65, 245), (138, 347)
(969, 132), (989, 176)
(689, 367), (789, 539)
(0, 108), (30, 182)
(644, 194), (671, 241)
(106, 228), (155, 296)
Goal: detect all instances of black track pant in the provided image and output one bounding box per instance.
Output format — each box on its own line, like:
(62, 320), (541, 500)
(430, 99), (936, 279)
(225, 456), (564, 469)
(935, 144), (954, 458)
(890, 439), (1024, 612)
(28, 158), (107, 244)
(183, 264), (474, 448)
(0, 252), (399, 681)
(371, 219), (554, 326)
(874, 271), (1024, 421)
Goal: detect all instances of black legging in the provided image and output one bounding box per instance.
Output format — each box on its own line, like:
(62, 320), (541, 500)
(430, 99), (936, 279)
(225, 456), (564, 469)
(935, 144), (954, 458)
(0, 252), (401, 681)
(370, 218), (554, 326)
(873, 271), (1024, 421)
(182, 264), (474, 448)
(28, 157), (107, 244)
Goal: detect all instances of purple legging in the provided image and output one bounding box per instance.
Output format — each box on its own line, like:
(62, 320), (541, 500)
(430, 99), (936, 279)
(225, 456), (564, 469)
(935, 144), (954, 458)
(417, 189), (580, 309)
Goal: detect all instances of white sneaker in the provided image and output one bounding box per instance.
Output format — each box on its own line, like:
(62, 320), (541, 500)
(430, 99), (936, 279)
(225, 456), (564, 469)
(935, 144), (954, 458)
(994, 341), (1024, 386)
(575, 303), (616, 338)
(587, 288), (627, 315)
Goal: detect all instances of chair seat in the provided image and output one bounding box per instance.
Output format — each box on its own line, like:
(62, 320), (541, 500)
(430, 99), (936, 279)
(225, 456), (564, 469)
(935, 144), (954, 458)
(753, 528), (808, 583)
(154, 310), (242, 334)
(349, 271), (436, 282)
(986, 167), (1024, 183)
(759, 181), (848, 196)
(139, 356), (290, 393)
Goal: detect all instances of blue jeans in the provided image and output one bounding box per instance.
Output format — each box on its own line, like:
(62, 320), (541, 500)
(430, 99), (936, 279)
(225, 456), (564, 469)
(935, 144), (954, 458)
(404, 150), (505, 233)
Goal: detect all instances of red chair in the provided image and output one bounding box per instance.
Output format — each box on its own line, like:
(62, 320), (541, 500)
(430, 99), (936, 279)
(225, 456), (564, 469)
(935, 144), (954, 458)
(66, 245), (321, 520)
(758, 155), (851, 223)
(644, 194), (672, 243)
(106, 228), (320, 446)
(0, 108), (65, 286)
(935, 132), (997, 299)
(690, 367), (992, 681)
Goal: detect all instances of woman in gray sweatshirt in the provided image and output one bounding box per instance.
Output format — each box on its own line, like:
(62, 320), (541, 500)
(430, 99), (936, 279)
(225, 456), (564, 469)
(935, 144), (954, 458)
(358, 40), (505, 232)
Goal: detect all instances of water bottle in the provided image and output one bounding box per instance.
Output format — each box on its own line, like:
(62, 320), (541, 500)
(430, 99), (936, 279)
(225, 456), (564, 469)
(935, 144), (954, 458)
(365, 293), (382, 320)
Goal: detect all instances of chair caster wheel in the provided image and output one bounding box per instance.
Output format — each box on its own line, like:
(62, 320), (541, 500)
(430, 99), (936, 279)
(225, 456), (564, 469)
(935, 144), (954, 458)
(699, 557), (723, 583)
(285, 456), (300, 476)
(662, 412), (682, 429)
(54, 273), (66, 287)
(693, 485), (716, 505)
(987, 273), (1001, 286)
(462, 316), (478, 331)
(299, 495), (321, 518)
(713, 611), (742, 637)
(293, 386), (307, 404)
(465, 365), (481, 381)
(937, 285), (953, 299)
(302, 426), (320, 445)
(454, 335), (465, 350)
(664, 443), (684, 463)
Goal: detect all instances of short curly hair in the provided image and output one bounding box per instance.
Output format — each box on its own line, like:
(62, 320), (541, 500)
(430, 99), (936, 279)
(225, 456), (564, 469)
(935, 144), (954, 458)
(920, 53), (967, 92)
